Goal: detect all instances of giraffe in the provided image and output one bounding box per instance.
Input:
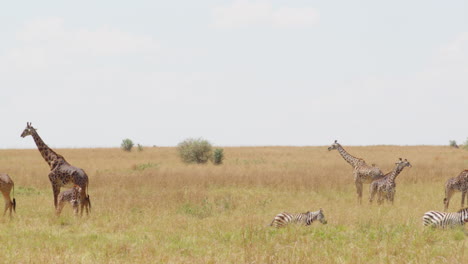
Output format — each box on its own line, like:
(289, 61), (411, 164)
(56, 185), (91, 216)
(328, 140), (384, 204)
(369, 158), (412, 205)
(443, 170), (468, 211)
(20, 122), (89, 215)
(0, 173), (16, 217)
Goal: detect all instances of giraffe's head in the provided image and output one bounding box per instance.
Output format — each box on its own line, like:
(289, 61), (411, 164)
(316, 208), (327, 224)
(327, 140), (339, 151)
(396, 158), (412, 168)
(20, 122), (36, 138)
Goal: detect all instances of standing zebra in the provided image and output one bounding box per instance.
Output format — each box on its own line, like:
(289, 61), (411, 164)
(422, 207), (468, 228)
(270, 208), (327, 228)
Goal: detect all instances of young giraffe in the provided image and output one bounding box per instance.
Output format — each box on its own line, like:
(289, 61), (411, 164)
(443, 170), (468, 211)
(0, 173), (16, 217)
(369, 158), (412, 205)
(20, 122), (90, 215)
(328, 140), (384, 204)
(56, 185), (91, 216)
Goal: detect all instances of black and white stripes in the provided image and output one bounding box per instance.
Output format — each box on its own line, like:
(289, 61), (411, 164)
(270, 209), (327, 228)
(422, 208), (468, 228)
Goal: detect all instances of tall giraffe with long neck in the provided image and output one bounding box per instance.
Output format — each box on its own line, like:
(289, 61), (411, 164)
(369, 158), (412, 205)
(443, 170), (468, 211)
(20, 122), (89, 215)
(328, 140), (384, 204)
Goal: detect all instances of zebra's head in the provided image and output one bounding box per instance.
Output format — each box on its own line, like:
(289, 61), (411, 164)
(328, 140), (339, 151)
(316, 208), (327, 224)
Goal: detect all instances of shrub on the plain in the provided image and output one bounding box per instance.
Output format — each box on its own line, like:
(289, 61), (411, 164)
(121, 138), (134, 152)
(449, 140), (458, 148)
(178, 138), (212, 164)
(137, 144), (144, 152)
(213, 148), (224, 165)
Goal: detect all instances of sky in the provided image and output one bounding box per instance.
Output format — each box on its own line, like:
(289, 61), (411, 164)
(1, 0), (467, 149)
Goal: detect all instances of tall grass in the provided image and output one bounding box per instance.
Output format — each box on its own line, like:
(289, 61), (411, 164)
(0, 145), (466, 263)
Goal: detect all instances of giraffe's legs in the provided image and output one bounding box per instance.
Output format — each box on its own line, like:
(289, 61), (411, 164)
(56, 201), (66, 216)
(85, 195), (91, 214)
(355, 181), (363, 204)
(79, 199), (85, 216)
(444, 189), (455, 211)
(72, 200), (79, 216)
(369, 184), (377, 204)
(83, 197), (89, 215)
(377, 191), (384, 205)
(389, 190), (395, 205)
(52, 184), (60, 210)
(79, 188), (88, 216)
(3, 199), (10, 216)
(461, 191), (467, 209)
(2, 192), (12, 217)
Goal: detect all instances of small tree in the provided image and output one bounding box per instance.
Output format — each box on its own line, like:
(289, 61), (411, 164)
(137, 144), (144, 152)
(121, 138), (134, 152)
(178, 138), (212, 164)
(449, 140), (459, 148)
(213, 148), (224, 165)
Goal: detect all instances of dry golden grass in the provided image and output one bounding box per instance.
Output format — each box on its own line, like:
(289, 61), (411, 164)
(0, 145), (467, 263)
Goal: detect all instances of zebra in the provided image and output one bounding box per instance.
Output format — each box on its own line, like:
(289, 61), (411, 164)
(270, 208), (327, 228)
(422, 207), (468, 228)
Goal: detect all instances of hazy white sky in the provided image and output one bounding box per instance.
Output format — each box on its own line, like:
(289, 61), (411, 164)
(1, 0), (467, 148)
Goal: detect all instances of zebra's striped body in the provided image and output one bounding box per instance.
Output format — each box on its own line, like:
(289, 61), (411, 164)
(423, 208), (468, 228)
(270, 209), (327, 228)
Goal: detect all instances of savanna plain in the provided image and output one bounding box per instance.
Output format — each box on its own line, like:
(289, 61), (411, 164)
(0, 145), (467, 263)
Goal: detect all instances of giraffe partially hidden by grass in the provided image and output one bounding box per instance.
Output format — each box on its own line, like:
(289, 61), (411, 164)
(0, 173), (16, 217)
(56, 185), (91, 216)
(444, 170), (468, 211)
(20, 122), (90, 215)
(369, 158), (412, 205)
(328, 140), (384, 204)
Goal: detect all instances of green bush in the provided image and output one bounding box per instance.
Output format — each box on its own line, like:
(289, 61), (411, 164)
(449, 140), (458, 148)
(177, 138), (212, 164)
(137, 144), (144, 152)
(464, 138), (468, 150)
(213, 148), (224, 165)
(121, 138), (134, 152)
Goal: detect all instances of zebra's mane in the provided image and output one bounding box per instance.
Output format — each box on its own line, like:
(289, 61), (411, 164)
(457, 207), (468, 213)
(307, 210), (322, 217)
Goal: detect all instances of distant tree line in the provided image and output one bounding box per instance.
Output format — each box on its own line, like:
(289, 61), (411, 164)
(449, 139), (468, 150)
(120, 137), (225, 164)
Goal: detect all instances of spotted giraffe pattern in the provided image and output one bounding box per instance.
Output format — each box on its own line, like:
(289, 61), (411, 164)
(56, 185), (91, 216)
(0, 173), (16, 217)
(328, 140), (384, 204)
(369, 158), (412, 205)
(444, 170), (468, 211)
(21, 122), (90, 215)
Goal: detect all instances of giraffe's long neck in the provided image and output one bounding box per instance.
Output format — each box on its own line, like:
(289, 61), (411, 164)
(387, 165), (405, 183)
(336, 145), (361, 168)
(30, 130), (62, 169)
